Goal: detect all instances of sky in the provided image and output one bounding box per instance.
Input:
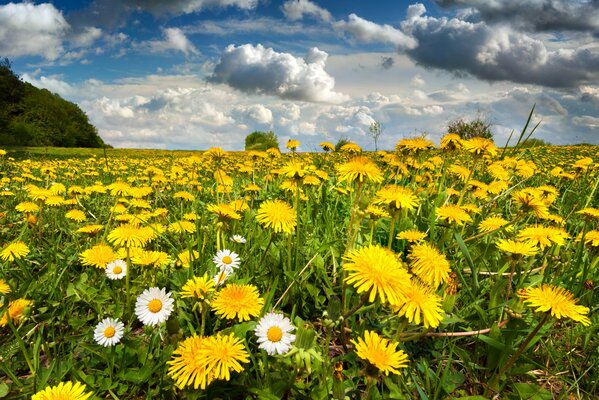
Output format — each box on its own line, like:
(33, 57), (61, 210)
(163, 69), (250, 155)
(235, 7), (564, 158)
(1, 0), (599, 151)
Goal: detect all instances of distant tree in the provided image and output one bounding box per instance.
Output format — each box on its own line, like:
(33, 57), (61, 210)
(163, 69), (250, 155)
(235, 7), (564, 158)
(447, 115), (493, 140)
(245, 130), (279, 151)
(368, 121), (382, 151)
(520, 137), (550, 147)
(335, 137), (351, 151)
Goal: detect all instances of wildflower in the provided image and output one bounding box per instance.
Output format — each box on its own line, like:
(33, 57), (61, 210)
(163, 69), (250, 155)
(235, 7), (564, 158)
(0, 279), (10, 294)
(230, 234), (246, 244)
(213, 269), (231, 286)
(15, 201), (39, 213)
(496, 239), (539, 257)
(0, 241), (30, 262)
(517, 226), (568, 249)
(352, 331), (409, 375)
(396, 137), (434, 153)
(0, 299), (32, 327)
(31, 381), (92, 400)
(336, 156), (384, 184)
(394, 280), (443, 328)
(168, 336), (214, 389)
(462, 137), (497, 157)
(65, 209), (86, 223)
(365, 205), (390, 220)
(131, 250), (170, 267)
(408, 243), (451, 289)
(343, 245), (411, 306)
(576, 230), (599, 247)
(168, 220), (196, 234)
(256, 200), (297, 233)
(396, 229), (426, 242)
(320, 141), (335, 152)
(577, 208), (599, 220)
(93, 317), (124, 347)
(286, 139), (300, 151)
(439, 133), (462, 150)
(373, 185), (419, 212)
(135, 287), (174, 326)
(207, 203), (241, 221)
(255, 312), (296, 355)
(339, 142), (362, 153)
(512, 190), (549, 218)
(108, 224), (153, 248)
(436, 204), (472, 226)
(176, 250), (199, 268)
(478, 216), (510, 233)
(519, 285), (590, 326)
(280, 160), (307, 180)
(105, 259), (127, 280)
(79, 244), (116, 269)
(212, 284), (264, 321)
(181, 275), (214, 300)
(77, 224), (104, 234)
(173, 191), (195, 201)
(213, 249), (240, 274)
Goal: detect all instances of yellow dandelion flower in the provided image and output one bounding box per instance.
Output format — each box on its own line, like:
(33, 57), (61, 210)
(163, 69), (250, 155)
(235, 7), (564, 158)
(15, 201), (40, 213)
(229, 199), (249, 213)
(177, 250), (199, 268)
(436, 204), (472, 226)
(174, 191), (196, 202)
(207, 203), (241, 221)
(439, 133), (463, 150)
(1, 241), (30, 262)
(79, 244), (116, 269)
(373, 185), (419, 212)
(519, 285), (590, 326)
(65, 209), (87, 223)
(256, 200), (297, 233)
(462, 137), (497, 157)
(576, 230), (599, 247)
(181, 275), (215, 300)
(107, 224), (153, 248)
(496, 239), (539, 257)
(408, 243), (451, 289)
(31, 381), (92, 400)
(517, 226), (568, 249)
(512, 190), (549, 218)
(131, 250), (171, 267)
(352, 330), (408, 375)
(198, 333), (250, 383)
(168, 336), (214, 389)
(577, 208), (599, 220)
(394, 279), (444, 328)
(478, 216), (511, 233)
(280, 160), (307, 180)
(396, 229), (426, 242)
(211, 284), (264, 321)
(336, 156), (384, 184)
(168, 220), (197, 234)
(0, 298), (32, 327)
(396, 137), (434, 153)
(343, 245), (412, 306)
(0, 279), (11, 295)
(77, 224), (104, 234)
(286, 139), (300, 151)
(339, 142), (362, 153)
(44, 196), (65, 207)
(320, 141), (335, 151)
(365, 205), (390, 220)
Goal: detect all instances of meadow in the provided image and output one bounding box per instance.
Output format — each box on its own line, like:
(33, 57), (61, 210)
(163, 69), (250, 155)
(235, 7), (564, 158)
(0, 137), (598, 399)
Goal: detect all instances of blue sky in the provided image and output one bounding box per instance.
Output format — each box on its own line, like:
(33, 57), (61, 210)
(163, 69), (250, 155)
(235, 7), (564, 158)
(1, 0), (598, 150)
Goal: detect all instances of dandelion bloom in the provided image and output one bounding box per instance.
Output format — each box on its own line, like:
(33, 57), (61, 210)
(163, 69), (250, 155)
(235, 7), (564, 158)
(343, 245), (411, 306)
(255, 312), (296, 355)
(436, 204), (472, 226)
(168, 220), (196, 234)
(31, 381), (92, 400)
(365, 205), (390, 220)
(207, 203), (241, 221)
(168, 336), (214, 389)
(517, 226), (568, 249)
(0, 279), (10, 294)
(576, 230), (599, 247)
(199, 333), (250, 382)
(496, 239), (539, 257)
(77, 224), (104, 234)
(65, 209), (87, 223)
(320, 141), (335, 152)
(373, 185), (419, 212)
(181, 275), (214, 300)
(577, 208), (599, 220)
(478, 216), (510, 233)
(512, 190), (549, 219)
(132, 250), (170, 267)
(396, 229), (426, 242)
(408, 243), (451, 289)
(0, 298), (32, 327)
(15, 201), (39, 213)
(396, 137), (434, 153)
(211, 284), (264, 321)
(394, 280), (443, 328)
(462, 137), (497, 157)
(339, 142), (362, 153)
(351, 330), (408, 375)
(177, 250), (199, 268)
(94, 317), (125, 347)
(135, 287), (174, 326)
(256, 200), (297, 233)
(0, 241), (29, 262)
(79, 244), (116, 269)
(286, 139), (300, 151)
(108, 224), (153, 248)
(439, 133), (463, 150)
(519, 285), (590, 326)
(336, 156), (383, 184)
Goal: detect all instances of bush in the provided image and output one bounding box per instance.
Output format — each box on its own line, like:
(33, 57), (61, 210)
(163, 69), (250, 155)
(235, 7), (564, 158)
(448, 116), (493, 140)
(245, 131), (279, 151)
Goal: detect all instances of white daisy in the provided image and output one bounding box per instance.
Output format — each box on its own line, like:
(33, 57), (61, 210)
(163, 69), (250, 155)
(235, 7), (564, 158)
(213, 268), (232, 286)
(213, 249), (240, 274)
(255, 312), (296, 355)
(230, 235), (247, 244)
(94, 317), (124, 347)
(105, 259), (127, 280)
(134, 287), (174, 326)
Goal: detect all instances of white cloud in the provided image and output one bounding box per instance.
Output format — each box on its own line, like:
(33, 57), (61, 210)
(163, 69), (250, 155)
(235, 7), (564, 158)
(21, 73), (74, 97)
(411, 74), (425, 87)
(572, 115), (599, 128)
(335, 13), (417, 50)
(281, 0), (332, 22)
(71, 27), (103, 47)
(210, 44), (348, 103)
(0, 2), (69, 60)
(143, 28), (199, 55)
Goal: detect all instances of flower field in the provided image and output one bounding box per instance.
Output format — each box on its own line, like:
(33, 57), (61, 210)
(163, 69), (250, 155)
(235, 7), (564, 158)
(0, 139), (598, 399)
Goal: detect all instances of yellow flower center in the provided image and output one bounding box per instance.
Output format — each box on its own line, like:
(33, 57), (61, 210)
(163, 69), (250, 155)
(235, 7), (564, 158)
(222, 255), (233, 264)
(267, 326), (283, 342)
(148, 299), (163, 313)
(113, 266), (122, 274)
(104, 326), (116, 338)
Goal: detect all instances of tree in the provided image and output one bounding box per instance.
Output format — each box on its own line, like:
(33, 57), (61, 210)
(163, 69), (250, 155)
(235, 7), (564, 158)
(245, 130), (279, 151)
(447, 115), (493, 140)
(368, 121), (382, 151)
(335, 137), (350, 151)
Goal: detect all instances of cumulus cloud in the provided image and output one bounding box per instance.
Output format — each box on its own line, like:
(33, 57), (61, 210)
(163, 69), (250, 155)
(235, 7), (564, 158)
(21, 73), (75, 97)
(400, 3), (599, 88)
(281, 0), (332, 22)
(335, 13), (417, 50)
(209, 44), (348, 103)
(232, 104), (273, 124)
(0, 2), (69, 60)
(572, 115), (599, 128)
(70, 26), (103, 47)
(142, 28), (199, 55)
(435, 0), (599, 33)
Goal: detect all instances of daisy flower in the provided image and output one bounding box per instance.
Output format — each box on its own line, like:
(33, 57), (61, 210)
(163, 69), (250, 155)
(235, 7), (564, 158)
(32, 381), (92, 400)
(135, 287), (174, 326)
(230, 235), (247, 244)
(213, 269), (231, 286)
(105, 259), (127, 280)
(255, 312), (296, 355)
(213, 249), (240, 273)
(93, 317), (124, 347)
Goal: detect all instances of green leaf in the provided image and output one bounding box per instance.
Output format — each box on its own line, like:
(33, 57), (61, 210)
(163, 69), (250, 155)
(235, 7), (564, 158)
(512, 383), (552, 400)
(0, 383), (9, 398)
